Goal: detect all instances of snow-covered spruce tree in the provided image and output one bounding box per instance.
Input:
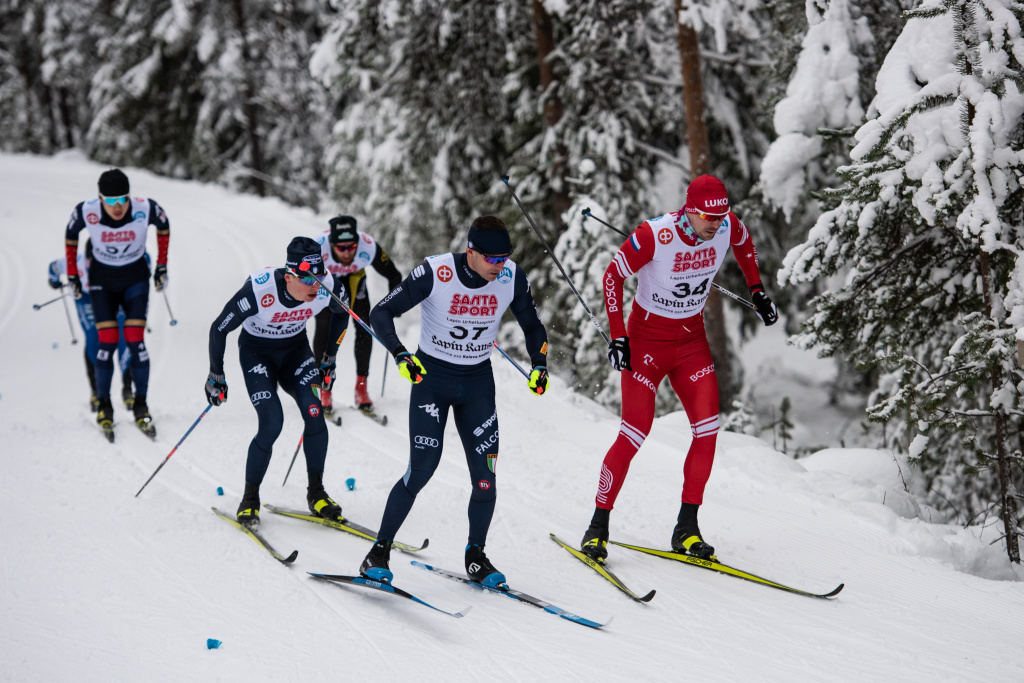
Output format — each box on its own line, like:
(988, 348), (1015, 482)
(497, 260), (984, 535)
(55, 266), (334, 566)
(0, 0), (104, 153)
(781, 0), (1024, 562)
(85, 0), (333, 203)
(502, 0), (684, 405)
(312, 0), (536, 268)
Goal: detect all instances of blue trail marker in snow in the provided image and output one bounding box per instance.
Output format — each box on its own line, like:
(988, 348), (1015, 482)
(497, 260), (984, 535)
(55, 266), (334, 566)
(206, 638), (221, 649)
(216, 486), (224, 495)
(345, 477), (356, 491)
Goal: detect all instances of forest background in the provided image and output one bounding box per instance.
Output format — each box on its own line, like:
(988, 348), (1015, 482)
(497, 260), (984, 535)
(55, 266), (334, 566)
(2, 0), (1022, 561)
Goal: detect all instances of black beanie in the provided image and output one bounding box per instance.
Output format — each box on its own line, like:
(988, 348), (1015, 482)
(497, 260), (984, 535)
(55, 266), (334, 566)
(285, 236), (326, 277)
(98, 168), (130, 196)
(328, 215), (358, 244)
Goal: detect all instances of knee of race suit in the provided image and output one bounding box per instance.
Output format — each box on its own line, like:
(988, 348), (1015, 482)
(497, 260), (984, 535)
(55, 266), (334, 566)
(470, 476), (496, 503)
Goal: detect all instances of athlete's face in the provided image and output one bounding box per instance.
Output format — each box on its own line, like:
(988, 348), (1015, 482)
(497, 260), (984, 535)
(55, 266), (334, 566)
(331, 242), (357, 265)
(284, 272), (321, 302)
(688, 212), (726, 241)
(100, 196), (130, 221)
(466, 248), (508, 281)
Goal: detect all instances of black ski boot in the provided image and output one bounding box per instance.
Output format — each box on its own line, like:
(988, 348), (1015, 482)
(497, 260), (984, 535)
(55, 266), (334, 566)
(122, 367), (135, 410)
(133, 395), (156, 438)
(306, 472), (343, 521)
(580, 507), (610, 563)
(360, 540), (393, 583)
(96, 397), (115, 442)
(670, 502), (716, 560)
(465, 544), (507, 589)
(236, 482), (261, 530)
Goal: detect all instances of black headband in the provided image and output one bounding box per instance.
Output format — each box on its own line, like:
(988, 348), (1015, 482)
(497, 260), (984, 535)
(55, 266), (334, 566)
(467, 226), (512, 256)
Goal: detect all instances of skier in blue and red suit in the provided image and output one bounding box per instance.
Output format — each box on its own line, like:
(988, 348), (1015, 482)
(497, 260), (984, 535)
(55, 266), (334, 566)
(64, 168), (169, 438)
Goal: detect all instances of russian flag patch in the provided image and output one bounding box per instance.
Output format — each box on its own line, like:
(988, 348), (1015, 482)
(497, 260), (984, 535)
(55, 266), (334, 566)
(630, 234), (641, 252)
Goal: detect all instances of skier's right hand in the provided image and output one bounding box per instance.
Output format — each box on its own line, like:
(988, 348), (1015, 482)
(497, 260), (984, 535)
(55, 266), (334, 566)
(205, 372), (228, 406)
(394, 348), (426, 384)
(67, 274), (83, 299)
(607, 336), (632, 371)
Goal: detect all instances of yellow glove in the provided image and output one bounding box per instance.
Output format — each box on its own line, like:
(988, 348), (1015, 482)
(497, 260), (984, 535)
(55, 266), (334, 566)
(528, 366), (548, 396)
(395, 352), (426, 384)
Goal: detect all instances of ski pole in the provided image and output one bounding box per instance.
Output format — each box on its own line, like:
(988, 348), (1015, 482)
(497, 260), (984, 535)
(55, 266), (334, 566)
(493, 342), (530, 379)
(135, 404), (214, 497)
(282, 435), (304, 486)
(501, 176), (612, 346)
(580, 207), (757, 311)
(32, 290), (69, 310)
(161, 289), (178, 326)
(297, 264), (390, 350)
(59, 287), (79, 345)
(380, 355), (388, 398)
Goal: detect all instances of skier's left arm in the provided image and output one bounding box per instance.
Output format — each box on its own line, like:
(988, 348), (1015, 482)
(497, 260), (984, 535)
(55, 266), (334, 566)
(510, 267), (550, 395)
(370, 245), (403, 292)
(323, 274), (352, 361)
(149, 200), (170, 291)
(730, 214), (777, 326)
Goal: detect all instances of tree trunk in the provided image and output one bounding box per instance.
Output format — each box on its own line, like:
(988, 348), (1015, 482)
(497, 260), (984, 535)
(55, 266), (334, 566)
(531, 0), (571, 216)
(979, 250), (1020, 563)
(230, 0), (266, 197)
(676, 0), (733, 412)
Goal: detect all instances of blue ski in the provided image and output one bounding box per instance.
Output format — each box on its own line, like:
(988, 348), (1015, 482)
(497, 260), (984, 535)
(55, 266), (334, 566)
(412, 561), (610, 629)
(308, 572), (471, 618)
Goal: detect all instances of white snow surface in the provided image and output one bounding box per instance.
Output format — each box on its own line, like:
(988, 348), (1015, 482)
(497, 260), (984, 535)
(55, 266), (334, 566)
(1, 151), (1022, 682)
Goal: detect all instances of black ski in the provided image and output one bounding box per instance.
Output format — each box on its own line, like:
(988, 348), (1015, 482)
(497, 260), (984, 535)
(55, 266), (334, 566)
(211, 507), (298, 564)
(550, 533), (655, 603)
(264, 504), (427, 553)
(610, 540), (844, 599)
(356, 405), (388, 426)
(323, 406), (343, 426)
(308, 572), (470, 618)
(412, 561), (610, 629)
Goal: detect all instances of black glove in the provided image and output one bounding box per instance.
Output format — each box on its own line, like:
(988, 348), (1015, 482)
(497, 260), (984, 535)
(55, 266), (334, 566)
(47, 263), (62, 289)
(319, 355), (337, 391)
(205, 372), (228, 406)
(67, 274), (83, 300)
(607, 336), (632, 371)
(153, 264), (168, 291)
(749, 285), (778, 326)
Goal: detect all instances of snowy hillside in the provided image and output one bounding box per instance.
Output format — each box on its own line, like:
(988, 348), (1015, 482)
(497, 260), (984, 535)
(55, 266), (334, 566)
(1, 152), (1021, 683)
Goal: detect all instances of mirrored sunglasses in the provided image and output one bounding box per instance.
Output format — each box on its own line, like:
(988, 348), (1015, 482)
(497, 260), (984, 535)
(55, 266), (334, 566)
(698, 211), (727, 223)
(333, 242), (358, 252)
(101, 195), (129, 206)
(476, 252), (510, 265)
(289, 269), (320, 285)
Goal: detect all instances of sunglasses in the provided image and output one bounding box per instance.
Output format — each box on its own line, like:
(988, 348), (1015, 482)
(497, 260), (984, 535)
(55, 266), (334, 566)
(697, 211), (727, 223)
(101, 195), (129, 206)
(289, 269), (320, 285)
(333, 243), (358, 252)
(473, 250), (510, 265)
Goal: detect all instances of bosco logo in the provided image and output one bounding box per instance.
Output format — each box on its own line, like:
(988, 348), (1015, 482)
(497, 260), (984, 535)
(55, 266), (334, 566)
(658, 228), (673, 244)
(254, 272), (270, 285)
(437, 265), (453, 282)
(86, 213), (99, 224)
(308, 404), (320, 417)
(261, 294), (276, 307)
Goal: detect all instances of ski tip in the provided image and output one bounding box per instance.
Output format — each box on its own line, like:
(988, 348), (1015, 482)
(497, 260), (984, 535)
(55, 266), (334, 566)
(823, 583), (845, 598)
(420, 538), (429, 550)
(281, 550), (299, 564)
(638, 589), (656, 603)
(453, 605), (473, 618)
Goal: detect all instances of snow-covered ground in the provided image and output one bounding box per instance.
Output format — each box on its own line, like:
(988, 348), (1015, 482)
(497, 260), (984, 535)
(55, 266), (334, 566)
(1, 152), (1021, 682)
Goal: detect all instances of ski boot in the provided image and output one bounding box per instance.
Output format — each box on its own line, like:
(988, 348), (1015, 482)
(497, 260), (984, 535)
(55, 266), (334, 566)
(133, 395), (156, 439)
(354, 375), (372, 409)
(670, 502), (717, 560)
(122, 378), (135, 410)
(307, 487), (343, 522)
(96, 397), (115, 443)
(465, 544), (507, 589)
(359, 540), (393, 583)
(320, 387), (342, 426)
(236, 483), (261, 530)
(580, 507), (610, 562)
(89, 394), (101, 413)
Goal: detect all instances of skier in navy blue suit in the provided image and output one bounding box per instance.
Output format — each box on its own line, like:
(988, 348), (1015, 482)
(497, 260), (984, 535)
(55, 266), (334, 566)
(359, 215), (549, 587)
(206, 237), (351, 529)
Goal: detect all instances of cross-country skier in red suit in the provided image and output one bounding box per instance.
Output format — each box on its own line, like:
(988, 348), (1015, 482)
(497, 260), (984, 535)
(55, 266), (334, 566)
(580, 175), (778, 562)
(64, 168), (170, 440)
